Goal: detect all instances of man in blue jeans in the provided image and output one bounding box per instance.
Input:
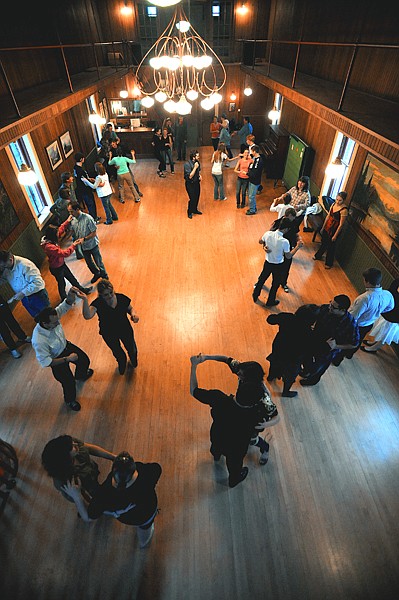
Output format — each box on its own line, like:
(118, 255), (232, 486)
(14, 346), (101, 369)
(59, 202), (108, 284)
(246, 145), (264, 215)
(0, 251), (50, 317)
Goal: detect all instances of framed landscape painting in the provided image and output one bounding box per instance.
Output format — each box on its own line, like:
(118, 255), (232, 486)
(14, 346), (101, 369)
(351, 154), (399, 268)
(60, 131), (73, 159)
(45, 140), (63, 170)
(0, 178), (20, 243)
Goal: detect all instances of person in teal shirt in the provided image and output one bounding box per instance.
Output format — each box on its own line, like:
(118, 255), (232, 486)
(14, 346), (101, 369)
(108, 147), (140, 203)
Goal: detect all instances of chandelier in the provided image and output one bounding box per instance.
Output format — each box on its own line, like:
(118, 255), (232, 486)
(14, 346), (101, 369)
(135, 5), (226, 115)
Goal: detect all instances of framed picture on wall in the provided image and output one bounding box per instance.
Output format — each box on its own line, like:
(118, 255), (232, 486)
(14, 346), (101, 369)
(45, 140), (63, 170)
(351, 153), (399, 268)
(228, 102), (236, 112)
(60, 131), (73, 159)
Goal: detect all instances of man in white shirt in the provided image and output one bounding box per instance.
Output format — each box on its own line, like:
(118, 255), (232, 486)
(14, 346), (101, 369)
(333, 267), (394, 364)
(253, 218), (303, 306)
(32, 288), (93, 411)
(0, 251), (50, 318)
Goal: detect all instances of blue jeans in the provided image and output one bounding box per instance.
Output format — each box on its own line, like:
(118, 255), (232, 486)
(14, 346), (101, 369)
(212, 174), (225, 199)
(236, 178), (249, 206)
(82, 244), (108, 278)
(100, 194), (118, 224)
(248, 182), (260, 213)
(21, 288), (50, 317)
(162, 148), (174, 172)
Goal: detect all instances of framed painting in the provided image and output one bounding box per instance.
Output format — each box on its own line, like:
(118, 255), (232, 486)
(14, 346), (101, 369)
(0, 178), (20, 243)
(228, 102), (236, 112)
(45, 140), (63, 170)
(60, 131), (73, 159)
(351, 154), (399, 268)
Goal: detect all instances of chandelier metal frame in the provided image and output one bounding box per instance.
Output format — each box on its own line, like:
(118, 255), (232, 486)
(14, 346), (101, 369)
(135, 5), (226, 112)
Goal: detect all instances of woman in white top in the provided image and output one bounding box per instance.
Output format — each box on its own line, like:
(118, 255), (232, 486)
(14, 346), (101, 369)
(211, 143), (236, 201)
(82, 162), (118, 225)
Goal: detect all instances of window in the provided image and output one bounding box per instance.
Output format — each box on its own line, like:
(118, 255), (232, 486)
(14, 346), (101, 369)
(6, 135), (53, 225)
(87, 95), (102, 144)
(212, 4), (220, 17)
(138, 3), (159, 54)
(322, 133), (356, 199)
(212, 2), (232, 58)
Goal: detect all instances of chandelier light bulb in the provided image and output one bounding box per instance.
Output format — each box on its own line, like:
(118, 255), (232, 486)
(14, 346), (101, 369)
(119, 89), (129, 98)
(149, 56), (163, 70)
(176, 95), (192, 115)
(182, 54), (194, 67)
(164, 99), (177, 113)
(164, 56), (180, 70)
(146, 0), (182, 6)
(186, 89), (199, 101)
(211, 92), (222, 104)
(200, 97), (214, 110)
(141, 96), (155, 108)
(155, 91), (168, 103)
(176, 20), (190, 33)
(244, 87), (253, 96)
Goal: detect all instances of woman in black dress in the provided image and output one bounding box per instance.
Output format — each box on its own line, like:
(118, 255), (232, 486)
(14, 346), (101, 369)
(76, 279), (139, 374)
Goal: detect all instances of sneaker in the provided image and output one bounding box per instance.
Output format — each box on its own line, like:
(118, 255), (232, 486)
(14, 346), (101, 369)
(76, 368), (94, 381)
(104, 221), (113, 225)
(82, 286), (93, 295)
(119, 199), (125, 204)
(282, 284), (289, 293)
(193, 211), (202, 215)
(259, 449), (269, 465)
(66, 400), (81, 411)
(10, 349), (22, 359)
(265, 300), (280, 307)
(138, 523), (155, 549)
(246, 210), (257, 215)
(282, 390), (298, 398)
(229, 467), (249, 488)
(91, 273), (101, 284)
(135, 198), (141, 202)
(138, 192), (144, 197)
(95, 217), (101, 223)
(221, 197), (227, 201)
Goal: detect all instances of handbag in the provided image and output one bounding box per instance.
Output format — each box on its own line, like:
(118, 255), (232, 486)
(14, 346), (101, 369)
(255, 385), (280, 430)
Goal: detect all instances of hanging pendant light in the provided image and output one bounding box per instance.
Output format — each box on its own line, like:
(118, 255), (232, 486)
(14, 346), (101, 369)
(325, 157), (345, 178)
(17, 164), (39, 186)
(89, 112), (106, 125)
(244, 87), (253, 96)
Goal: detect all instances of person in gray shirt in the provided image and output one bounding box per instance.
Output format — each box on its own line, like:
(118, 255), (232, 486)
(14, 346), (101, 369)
(58, 201), (108, 284)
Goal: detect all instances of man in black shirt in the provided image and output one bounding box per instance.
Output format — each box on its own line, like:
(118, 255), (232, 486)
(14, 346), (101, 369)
(73, 152), (99, 221)
(190, 353), (276, 487)
(184, 150), (202, 219)
(246, 145), (264, 215)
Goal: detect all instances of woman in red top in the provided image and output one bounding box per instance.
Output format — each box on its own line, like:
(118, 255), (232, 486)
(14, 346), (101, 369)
(210, 116), (222, 151)
(234, 149), (253, 208)
(313, 191), (349, 268)
(41, 225), (92, 299)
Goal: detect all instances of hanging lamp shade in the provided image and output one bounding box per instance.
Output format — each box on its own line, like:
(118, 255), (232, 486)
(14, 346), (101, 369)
(17, 164), (38, 186)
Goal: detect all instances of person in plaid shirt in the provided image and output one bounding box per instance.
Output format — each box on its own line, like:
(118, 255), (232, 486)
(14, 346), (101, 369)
(300, 294), (360, 387)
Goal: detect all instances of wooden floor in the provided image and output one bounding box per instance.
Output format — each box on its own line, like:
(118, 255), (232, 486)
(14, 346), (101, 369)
(1, 147), (399, 600)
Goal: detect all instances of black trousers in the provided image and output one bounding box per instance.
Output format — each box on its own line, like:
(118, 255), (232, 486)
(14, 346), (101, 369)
(314, 230), (336, 267)
(51, 341), (90, 404)
(102, 327), (138, 368)
(185, 181), (200, 215)
(0, 301), (27, 350)
(50, 263), (85, 300)
(253, 261), (285, 303)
